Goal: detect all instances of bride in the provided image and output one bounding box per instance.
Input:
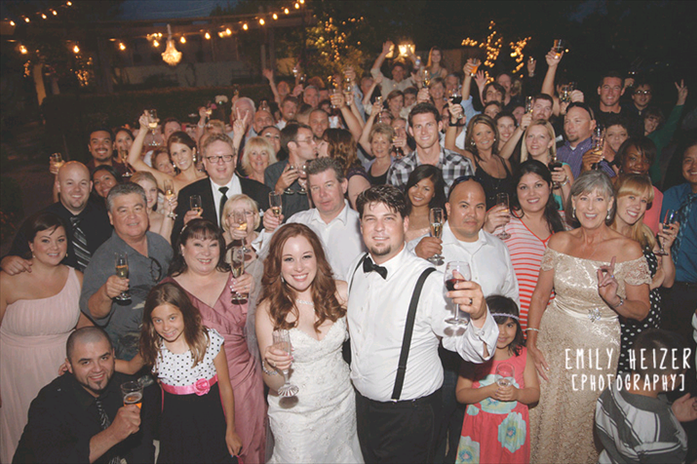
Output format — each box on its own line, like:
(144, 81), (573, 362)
(256, 223), (363, 463)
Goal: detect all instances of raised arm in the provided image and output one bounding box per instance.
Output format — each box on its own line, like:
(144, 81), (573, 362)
(332, 91), (363, 141)
(358, 101), (382, 156)
(371, 41), (393, 77)
(263, 69), (282, 106)
(499, 113), (531, 160)
(127, 113), (173, 188)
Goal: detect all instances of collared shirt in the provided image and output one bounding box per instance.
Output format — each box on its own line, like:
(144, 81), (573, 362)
(264, 159), (311, 220)
(80, 231), (173, 359)
(556, 136), (614, 179)
(285, 200), (366, 280)
(459, 95), (481, 123)
(370, 68), (416, 98)
(662, 183), (697, 283)
(13, 372), (155, 464)
(347, 246), (498, 402)
(407, 223), (519, 305)
(6, 200), (112, 271)
(210, 175), (242, 227)
(386, 148), (474, 192)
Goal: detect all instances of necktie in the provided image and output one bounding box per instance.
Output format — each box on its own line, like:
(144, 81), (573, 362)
(95, 398), (121, 464)
(219, 187), (229, 226)
(70, 216), (91, 271)
(363, 255), (388, 279)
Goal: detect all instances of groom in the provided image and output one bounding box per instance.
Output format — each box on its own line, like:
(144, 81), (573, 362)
(347, 185), (498, 463)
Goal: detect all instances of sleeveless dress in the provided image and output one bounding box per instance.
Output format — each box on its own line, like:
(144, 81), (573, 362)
(162, 275), (267, 464)
(473, 158), (515, 210)
(267, 317), (363, 463)
(156, 328), (236, 464)
(529, 248), (650, 464)
(0, 267), (81, 464)
(456, 348), (531, 464)
(617, 247), (662, 373)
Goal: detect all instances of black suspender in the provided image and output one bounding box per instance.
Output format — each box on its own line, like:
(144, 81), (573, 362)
(391, 267), (436, 401)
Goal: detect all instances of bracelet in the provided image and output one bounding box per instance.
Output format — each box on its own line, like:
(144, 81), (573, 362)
(198, 121), (205, 128)
(614, 296), (625, 308)
(525, 328), (540, 332)
(261, 361), (279, 376)
(560, 178), (569, 186)
(166, 212), (177, 220)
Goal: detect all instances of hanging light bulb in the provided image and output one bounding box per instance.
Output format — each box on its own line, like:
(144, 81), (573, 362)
(52, 9), (58, 16)
(153, 39), (160, 47)
(204, 32), (211, 40)
(284, 8), (290, 14)
(225, 27), (232, 35)
(242, 23), (248, 30)
(119, 42), (126, 51)
(19, 45), (28, 54)
(10, 20), (16, 26)
(161, 24), (182, 66)
(259, 18), (265, 25)
(294, 2), (300, 9)
(41, 13), (47, 19)
(24, 17), (30, 23)
(180, 36), (186, 44)
(66, 1), (72, 6)
(73, 44), (80, 54)
(272, 13), (278, 20)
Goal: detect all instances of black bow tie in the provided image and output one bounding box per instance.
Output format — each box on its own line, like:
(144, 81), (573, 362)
(363, 256), (388, 279)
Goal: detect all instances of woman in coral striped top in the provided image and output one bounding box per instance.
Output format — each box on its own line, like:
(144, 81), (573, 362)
(486, 160), (566, 331)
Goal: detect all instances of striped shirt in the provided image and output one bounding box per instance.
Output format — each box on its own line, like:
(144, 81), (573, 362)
(502, 217), (553, 332)
(595, 383), (687, 464)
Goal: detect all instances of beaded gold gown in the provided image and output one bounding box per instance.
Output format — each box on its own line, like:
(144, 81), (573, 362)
(529, 248), (650, 464)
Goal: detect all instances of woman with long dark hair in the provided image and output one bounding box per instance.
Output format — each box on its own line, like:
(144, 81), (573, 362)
(404, 165), (447, 242)
(256, 223), (362, 463)
(318, 128), (370, 209)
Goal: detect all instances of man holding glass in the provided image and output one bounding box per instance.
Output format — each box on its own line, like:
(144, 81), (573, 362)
(348, 184), (497, 463)
(80, 183), (173, 360)
(13, 327), (156, 464)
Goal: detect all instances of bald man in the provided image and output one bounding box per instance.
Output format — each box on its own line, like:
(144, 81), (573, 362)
(1, 161), (112, 274)
(13, 327), (156, 463)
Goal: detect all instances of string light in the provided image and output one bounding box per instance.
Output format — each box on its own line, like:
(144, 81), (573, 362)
(24, 17), (30, 23)
(242, 23), (248, 30)
(284, 8), (290, 14)
(259, 18), (265, 25)
(41, 13), (47, 19)
(10, 20), (15, 26)
(294, 2), (300, 9)
(273, 13), (278, 20)
(19, 45), (28, 54)
(204, 32), (211, 40)
(225, 27), (231, 35)
(180, 36), (186, 44)
(66, 1), (72, 6)
(119, 42), (126, 50)
(51, 9), (57, 16)
(153, 39), (159, 47)
(72, 44), (80, 54)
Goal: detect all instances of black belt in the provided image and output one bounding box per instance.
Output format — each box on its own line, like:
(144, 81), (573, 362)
(358, 388), (442, 408)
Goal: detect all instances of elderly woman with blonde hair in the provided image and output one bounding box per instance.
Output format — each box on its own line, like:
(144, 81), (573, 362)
(240, 136), (277, 184)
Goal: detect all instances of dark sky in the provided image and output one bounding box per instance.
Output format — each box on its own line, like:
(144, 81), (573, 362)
(117, 0), (235, 20)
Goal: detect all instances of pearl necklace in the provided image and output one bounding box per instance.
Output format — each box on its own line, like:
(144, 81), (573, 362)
(297, 299), (314, 306)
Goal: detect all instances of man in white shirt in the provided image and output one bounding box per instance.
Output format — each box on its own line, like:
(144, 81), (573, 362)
(411, 175), (519, 462)
(348, 184), (498, 463)
(261, 158), (365, 280)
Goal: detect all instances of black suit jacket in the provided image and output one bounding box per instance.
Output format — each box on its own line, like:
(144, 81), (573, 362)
(171, 175), (271, 243)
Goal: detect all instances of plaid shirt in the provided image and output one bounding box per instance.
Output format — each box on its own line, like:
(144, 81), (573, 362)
(386, 148), (474, 192)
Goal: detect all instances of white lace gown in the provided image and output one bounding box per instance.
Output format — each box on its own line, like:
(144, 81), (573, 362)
(268, 317), (363, 464)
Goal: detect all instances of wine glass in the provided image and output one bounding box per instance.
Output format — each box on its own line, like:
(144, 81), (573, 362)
(147, 109), (159, 147)
(444, 261), (472, 326)
(114, 252), (130, 301)
(189, 195), (202, 217)
(656, 209), (676, 256)
(284, 164), (297, 195)
(297, 163), (308, 195)
(548, 155), (563, 190)
(272, 329), (299, 397)
(163, 180), (175, 202)
(230, 246), (248, 304)
(269, 192), (283, 218)
(495, 363), (515, 387)
(428, 207), (444, 265)
(496, 193), (511, 240)
(50, 152), (65, 172)
(234, 210), (251, 254)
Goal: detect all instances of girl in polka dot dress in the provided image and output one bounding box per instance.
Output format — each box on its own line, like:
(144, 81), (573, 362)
(141, 282), (242, 464)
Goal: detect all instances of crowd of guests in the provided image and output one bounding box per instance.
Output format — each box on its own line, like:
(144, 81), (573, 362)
(1, 38), (696, 464)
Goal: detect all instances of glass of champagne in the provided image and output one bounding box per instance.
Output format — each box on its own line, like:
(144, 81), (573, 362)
(189, 195), (202, 217)
(470, 58), (480, 77)
(269, 192), (283, 218)
(121, 381), (143, 408)
(428, 207), (444, 265)
(495, 363), (515, 387)
(297, 163), (308, 195)
(656, 209), (676, 256)
(147, 109), (159, 147)
(272, 329), (299, 397)
(230, 246), (248, 304)
(552, 39), (566, 58)
(163, 180), (175, 202)
(591, 125), (605, 170)
(234, 210), (251, 253)
(444, 261), (472, 326)
(525, 95), (534, 114)
(50, 152), (65, 172)
(114, 252), (130, 301)
(496, 193), (511, 239)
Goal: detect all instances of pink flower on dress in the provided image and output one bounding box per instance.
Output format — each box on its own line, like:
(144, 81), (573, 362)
(193, 378), (210, 396)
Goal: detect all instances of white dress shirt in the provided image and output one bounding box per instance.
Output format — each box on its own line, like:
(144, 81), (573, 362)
(347, 246), (498, 402)
(210, 175), (242, 227)
(408, 223), (520, 305)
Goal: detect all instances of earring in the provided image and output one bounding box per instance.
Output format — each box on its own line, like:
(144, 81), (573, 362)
(281, 275), (285, 284)
(471, 140), (476, 147)
(572, 207), (576, 219)
(606, 209), (612, 220)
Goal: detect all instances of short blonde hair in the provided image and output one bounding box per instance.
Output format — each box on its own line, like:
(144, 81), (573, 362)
(221, 194), (260, 232)
(241, 137), (277, 177)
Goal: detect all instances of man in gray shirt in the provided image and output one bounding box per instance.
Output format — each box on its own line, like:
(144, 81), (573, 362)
(80, 183), (172, 359)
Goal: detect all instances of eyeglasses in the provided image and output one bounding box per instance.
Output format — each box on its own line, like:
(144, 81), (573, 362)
(204, 155), (235, 163)
(227, 210), (254, 218)
(295, 138), (314, 144)
(635, 90), (651, 95)
(149, 257), (163, 283)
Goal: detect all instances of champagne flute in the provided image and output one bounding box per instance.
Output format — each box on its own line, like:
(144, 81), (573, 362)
(496, 193), (511, 239)
(444, 261), (471, 326)
(120, 381), (143, 409)
(230, 246), (248, 304)
(234, 210), (251, 254)
(552, 39), (566, 58)
(269, 192), (283, 218)
(163, 180), (175, 202)
(297, 163), (308, 195)
(656, 209), (676, 256)
(428, 207), (445, 265)
(272, 329), (299, 397)
(495, 363), (515, 387)
(189, 195), (202, 216)
(591, 125), (605, 170)
(114, 252), (130, 301)
(147, 109), (159, 147)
